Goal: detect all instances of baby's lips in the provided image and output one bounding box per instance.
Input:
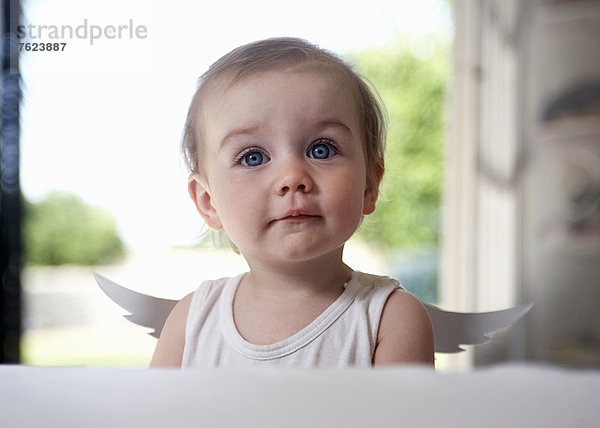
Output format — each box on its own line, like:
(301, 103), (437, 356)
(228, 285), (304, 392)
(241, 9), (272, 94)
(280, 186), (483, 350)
(283, 208), (310, 218)
(271, 208), (321, 223)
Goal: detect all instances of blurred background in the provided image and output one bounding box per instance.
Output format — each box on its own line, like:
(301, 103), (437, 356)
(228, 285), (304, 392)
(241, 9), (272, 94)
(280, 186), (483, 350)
(1, 0), (599, 370)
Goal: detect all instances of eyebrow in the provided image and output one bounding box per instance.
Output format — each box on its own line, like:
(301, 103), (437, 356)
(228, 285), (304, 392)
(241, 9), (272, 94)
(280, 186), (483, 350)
(315, 120), (353, 136)
(218, 119), (354, 151)
(219, 126), (262, 152)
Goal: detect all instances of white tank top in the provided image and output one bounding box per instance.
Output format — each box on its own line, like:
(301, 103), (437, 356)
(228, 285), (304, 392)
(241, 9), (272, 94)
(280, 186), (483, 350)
(181, 271), (402, 368)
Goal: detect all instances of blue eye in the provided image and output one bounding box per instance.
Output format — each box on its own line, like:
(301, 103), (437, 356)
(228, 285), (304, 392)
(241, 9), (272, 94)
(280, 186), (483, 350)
(240, 150), (269, 167)
(308, 141), (337, 159)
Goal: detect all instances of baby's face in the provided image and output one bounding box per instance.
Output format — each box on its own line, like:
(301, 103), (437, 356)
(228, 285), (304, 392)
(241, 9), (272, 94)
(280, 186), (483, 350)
(190, 69), (377, 267)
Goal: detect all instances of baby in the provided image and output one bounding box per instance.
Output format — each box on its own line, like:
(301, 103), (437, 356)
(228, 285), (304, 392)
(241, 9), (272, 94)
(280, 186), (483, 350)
(150, 37), (434, 368)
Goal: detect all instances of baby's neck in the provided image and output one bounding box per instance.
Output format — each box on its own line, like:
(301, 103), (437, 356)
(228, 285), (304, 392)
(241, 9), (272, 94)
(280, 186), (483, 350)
(232, 259), (351, 346)
(243, 256), (352, 300)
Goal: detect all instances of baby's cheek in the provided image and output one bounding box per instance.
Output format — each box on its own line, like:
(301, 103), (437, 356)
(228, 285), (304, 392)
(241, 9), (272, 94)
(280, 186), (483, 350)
(331, 192), (365, 226)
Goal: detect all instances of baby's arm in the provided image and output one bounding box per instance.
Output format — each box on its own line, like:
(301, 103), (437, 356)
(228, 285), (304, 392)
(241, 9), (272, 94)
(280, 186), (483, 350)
(149, 292), (193, 368)
(372, 290), (434, 366)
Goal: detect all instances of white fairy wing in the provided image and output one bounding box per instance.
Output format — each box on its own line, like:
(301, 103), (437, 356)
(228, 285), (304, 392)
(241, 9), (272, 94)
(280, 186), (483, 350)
(424, 303), (533, 353)
(94, 273), (532, 352)
(93, 272), (177, 339)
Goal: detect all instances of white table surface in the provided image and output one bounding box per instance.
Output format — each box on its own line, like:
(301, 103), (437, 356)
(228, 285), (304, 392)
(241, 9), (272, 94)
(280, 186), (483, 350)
(1, 364), (599, 427)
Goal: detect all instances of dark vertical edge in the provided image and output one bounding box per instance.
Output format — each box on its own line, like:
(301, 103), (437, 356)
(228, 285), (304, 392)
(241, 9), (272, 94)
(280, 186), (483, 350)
(0, 0), (22, 363)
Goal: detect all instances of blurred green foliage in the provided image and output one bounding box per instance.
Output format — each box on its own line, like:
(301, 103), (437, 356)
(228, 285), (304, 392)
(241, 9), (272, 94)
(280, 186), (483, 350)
(352, 39), (449, 250)
(23, 192), (124, 265)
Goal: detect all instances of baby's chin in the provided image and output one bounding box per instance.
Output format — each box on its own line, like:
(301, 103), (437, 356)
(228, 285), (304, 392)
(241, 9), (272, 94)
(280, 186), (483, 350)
(240, 240), (348, 268)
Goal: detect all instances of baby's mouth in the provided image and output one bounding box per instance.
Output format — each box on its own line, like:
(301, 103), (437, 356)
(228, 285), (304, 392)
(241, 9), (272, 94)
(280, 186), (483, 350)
(280, 214), (319, 221)
(270, 210), (321, 224)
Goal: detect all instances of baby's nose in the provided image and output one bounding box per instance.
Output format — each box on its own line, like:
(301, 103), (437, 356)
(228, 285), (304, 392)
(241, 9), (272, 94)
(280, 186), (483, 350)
(275, 159), (313, 196)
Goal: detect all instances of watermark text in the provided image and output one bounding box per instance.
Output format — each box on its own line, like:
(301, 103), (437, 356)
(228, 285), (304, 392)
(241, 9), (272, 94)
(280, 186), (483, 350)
(17, 19), (148, 46)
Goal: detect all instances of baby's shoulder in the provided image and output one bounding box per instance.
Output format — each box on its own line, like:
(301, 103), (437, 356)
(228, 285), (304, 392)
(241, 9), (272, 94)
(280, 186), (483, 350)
(164, 291), (194, 333)
(176, 290), (195, 310)
(373, 289), (434, 365)
(149, 291), (193, 367)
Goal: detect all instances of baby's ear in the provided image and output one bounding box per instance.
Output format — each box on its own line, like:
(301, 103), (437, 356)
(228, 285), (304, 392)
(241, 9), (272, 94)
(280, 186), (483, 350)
(363, 165), (382, 215)
(363, 187), (378, 215)
(188, 174), (223, 230)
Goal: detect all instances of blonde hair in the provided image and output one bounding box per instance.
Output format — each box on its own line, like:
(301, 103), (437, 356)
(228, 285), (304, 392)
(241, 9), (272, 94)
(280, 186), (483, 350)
(182, 37), (386, 193)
